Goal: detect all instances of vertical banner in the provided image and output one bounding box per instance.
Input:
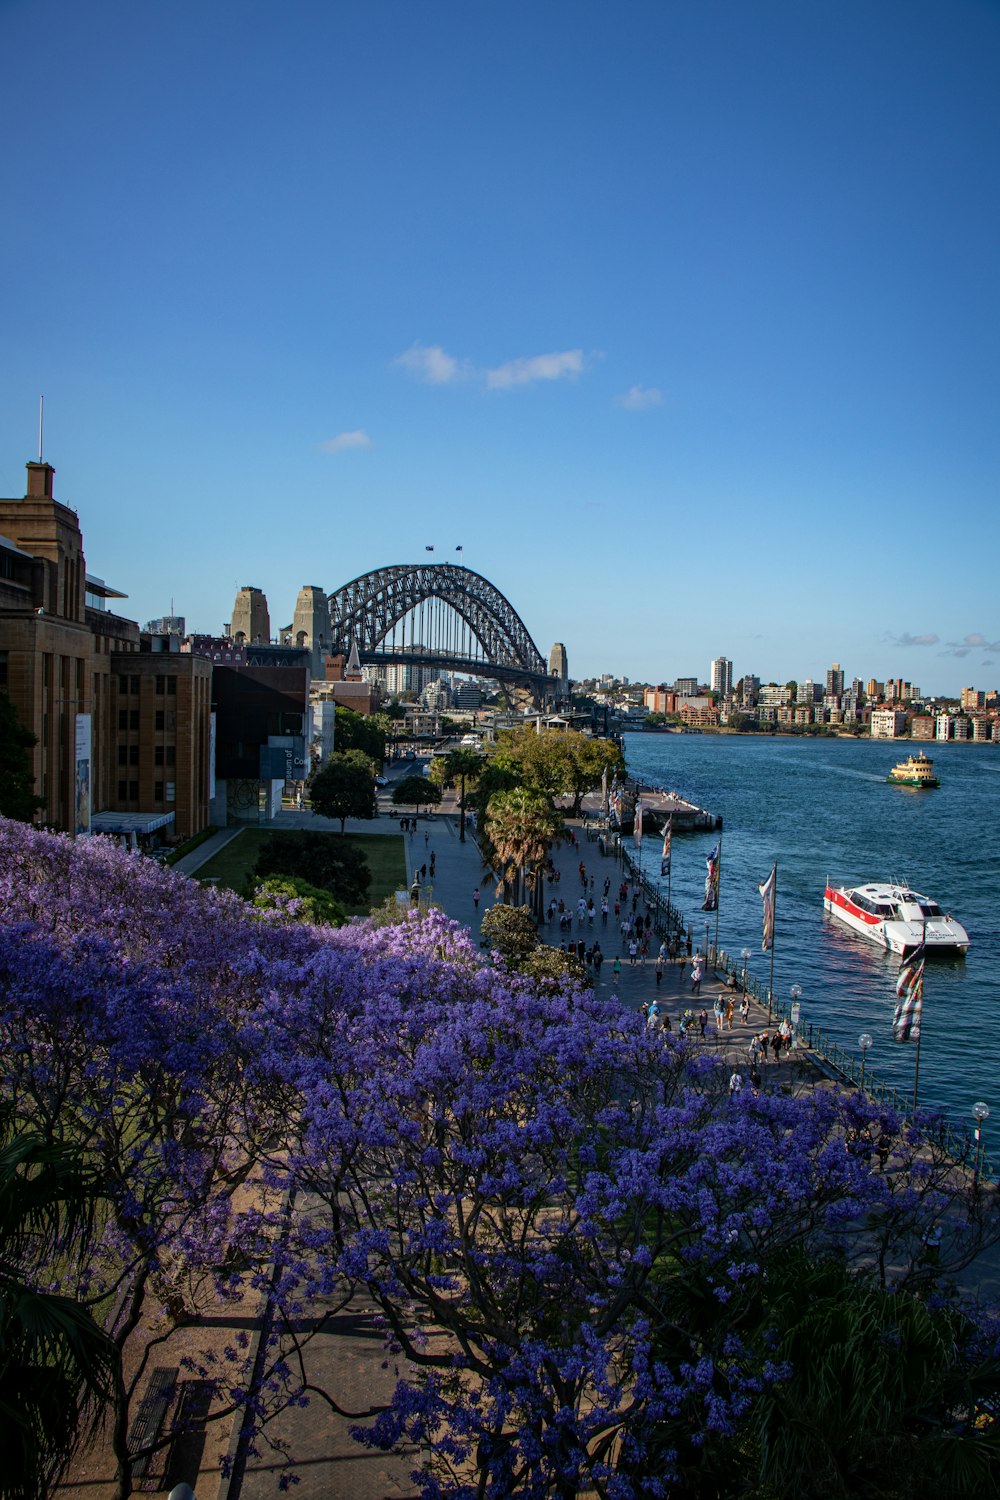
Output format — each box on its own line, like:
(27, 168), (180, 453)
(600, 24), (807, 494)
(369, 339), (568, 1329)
(758, 864), (777, 951)
(633, 796), (643, 847)
(660, 818), (672, 878)
(702, 840), (720, 911)
(74, 713), (92, 836)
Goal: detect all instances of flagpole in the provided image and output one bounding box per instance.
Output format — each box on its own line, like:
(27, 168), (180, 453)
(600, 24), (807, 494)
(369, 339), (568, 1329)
(767, 863), (777, 1023)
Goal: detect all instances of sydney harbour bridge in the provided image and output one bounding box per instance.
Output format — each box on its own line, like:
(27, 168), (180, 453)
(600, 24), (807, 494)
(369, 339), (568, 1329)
(326, 561), (554, 702)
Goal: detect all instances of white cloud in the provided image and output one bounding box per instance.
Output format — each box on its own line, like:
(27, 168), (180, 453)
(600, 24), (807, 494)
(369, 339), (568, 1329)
(485, 349), (585, 389)
(615, 384), (663, 410)
(320, 429), (371, 450)
(884, 630), (939, 648)
(393, 343), (468, 384)
(320, 430), (373, 454)
(944, 631), (1000, 655)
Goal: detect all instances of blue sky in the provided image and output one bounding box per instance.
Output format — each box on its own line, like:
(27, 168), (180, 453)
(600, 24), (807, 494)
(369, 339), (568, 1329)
(2, 0), (998, 695)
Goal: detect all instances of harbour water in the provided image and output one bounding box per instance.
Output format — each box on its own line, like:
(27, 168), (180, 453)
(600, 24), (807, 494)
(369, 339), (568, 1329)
(624, 732), (1000, 1129)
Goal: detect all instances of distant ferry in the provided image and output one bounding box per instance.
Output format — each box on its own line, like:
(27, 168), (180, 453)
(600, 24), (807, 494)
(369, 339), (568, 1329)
(887, 752), (939, 788)
(823, 880), (969, 956)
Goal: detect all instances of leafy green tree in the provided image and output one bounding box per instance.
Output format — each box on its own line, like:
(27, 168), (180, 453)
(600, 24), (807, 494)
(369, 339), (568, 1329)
(392, 776), (442, 814)
(333, 706), (386, 764)
(490, 729), (625, 815)
(441, 747), (486, 842)
(484, 785), (561, 906)
(0, 695), (44, 823)
(479, 904), (539, 965)
(254, 829), (371, 903)
(479, 903), (585, 988)
(251, 875), (348, 927)
(0, 1109), (117, 1500)
(309, 749), (377, 832)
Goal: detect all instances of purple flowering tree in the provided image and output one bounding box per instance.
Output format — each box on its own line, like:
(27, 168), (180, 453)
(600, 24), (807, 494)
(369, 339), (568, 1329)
(2, 816), (1000, 1498)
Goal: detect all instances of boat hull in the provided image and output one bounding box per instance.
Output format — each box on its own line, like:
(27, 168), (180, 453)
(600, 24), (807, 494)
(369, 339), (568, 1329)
(823, 884), (969, 956)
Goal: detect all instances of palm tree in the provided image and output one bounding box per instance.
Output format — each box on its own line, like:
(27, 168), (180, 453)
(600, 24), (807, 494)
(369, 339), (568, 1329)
(442, 748), (486, 842)
(0, 1109), (117, 1499)
(484, 787), (561, 909)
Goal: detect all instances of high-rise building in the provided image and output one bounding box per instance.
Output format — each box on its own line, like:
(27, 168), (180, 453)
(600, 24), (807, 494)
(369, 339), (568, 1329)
(231, 586), (270, 644)
(710, 656), (732, 697)
(826, 662), (845, 698)
(145, 614), (186, 636)
(675, 677), (698, 697)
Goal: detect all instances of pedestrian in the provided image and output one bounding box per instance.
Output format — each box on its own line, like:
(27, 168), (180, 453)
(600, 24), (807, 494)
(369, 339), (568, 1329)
(725, 997), (734, 1029)
(714, 997), (724, 1032)
(473, 886), (480, 908)
(420, 863), (427, 880)
(424, 832), (429, 848)
(655, 954), (663, 986)
(593, 946), (603, 976)
(577, 939), (586, 962)
(749, 1035), (762, 1068)
(771, 1030), (782, 1063)
(759, 1031), (770, 1063)
(628, 939), (638, 966)
(613, 956), (622, 982)
(698, 1007), (707, 1037)
(739, 996), (750, 1024)
(601, 898), (609, 924)
(690, 959), (703, 996)
(749, 1065), (762, 1092)
(661, 1012), (672, 1032)
(729, 1071), (743, 1097)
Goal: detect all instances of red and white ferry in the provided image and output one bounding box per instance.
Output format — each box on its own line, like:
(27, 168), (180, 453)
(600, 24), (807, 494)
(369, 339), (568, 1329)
(823, 880), (969, 957)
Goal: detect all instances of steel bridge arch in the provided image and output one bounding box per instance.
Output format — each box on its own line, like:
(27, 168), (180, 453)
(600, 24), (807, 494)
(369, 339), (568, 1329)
(327, 562), (549, 689)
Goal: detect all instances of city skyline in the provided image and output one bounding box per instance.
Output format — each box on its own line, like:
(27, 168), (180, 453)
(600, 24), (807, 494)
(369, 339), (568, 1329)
(2, 0), (999, 696)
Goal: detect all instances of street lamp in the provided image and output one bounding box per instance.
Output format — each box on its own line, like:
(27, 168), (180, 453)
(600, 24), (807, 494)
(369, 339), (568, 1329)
(790, 983), (802, 1048)
(858, 1033), (873, 1091)
(972, 1101), (990, 1191)
(741, 947), (751, 992)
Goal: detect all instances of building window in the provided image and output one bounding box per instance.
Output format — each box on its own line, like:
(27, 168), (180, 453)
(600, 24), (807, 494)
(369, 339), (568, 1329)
(154, 781), (164, 801)
(129, 745), (139, 766)
(129, 780), (138, 801)
(167, 676), (177, 696)
(118, 746), (128, 766)
(166, 745), (175, 766)
(118, 779), (127, 800)
(155, 710), (165, 731)
(117, 674), (128, 694)
(130, 675), (139, 694)
(118, 708), (128, 731)
(155, 746), (164, 766)
(130, 709), (139, 731)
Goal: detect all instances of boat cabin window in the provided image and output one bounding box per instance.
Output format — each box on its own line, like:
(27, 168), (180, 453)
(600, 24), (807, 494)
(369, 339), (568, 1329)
(918, 902), (942, 917)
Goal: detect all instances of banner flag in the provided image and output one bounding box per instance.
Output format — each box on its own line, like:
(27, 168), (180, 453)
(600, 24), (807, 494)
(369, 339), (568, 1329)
(758, 865), (777, 951)
(633, 797), (643, 848)
(660, 818), (672, 878)
(702, 840), (720, 911)
(893, 942), (926, 1043)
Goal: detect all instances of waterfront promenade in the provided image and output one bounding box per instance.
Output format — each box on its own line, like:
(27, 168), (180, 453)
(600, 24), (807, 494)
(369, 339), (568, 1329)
(154, 797), (807, 1500)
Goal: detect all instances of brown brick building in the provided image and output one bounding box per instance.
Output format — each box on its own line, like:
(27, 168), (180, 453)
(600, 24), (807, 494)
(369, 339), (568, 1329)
(0, 459), (211, 840)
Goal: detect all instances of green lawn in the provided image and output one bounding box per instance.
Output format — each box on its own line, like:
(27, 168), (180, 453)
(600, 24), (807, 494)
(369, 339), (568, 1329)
(196, 829), (407, 916)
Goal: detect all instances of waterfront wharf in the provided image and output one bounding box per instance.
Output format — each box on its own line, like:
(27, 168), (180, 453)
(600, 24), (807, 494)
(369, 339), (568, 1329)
(577, 783), (722, 832)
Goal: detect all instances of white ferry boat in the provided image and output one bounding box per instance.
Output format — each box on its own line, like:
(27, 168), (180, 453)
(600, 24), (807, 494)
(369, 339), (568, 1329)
(823, 880), (969, 956)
